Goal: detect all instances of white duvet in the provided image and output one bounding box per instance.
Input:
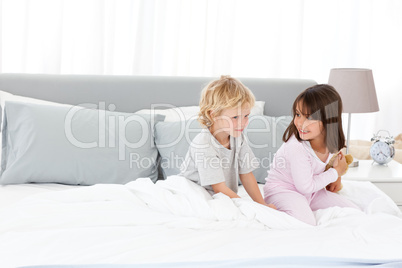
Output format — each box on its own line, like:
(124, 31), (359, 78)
(0, 176), (402, 267)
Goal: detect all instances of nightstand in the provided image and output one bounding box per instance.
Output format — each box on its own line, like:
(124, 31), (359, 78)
(343, 160), (402, 211)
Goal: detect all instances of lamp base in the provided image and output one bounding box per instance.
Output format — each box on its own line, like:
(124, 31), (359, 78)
(350, 159), (359, 167)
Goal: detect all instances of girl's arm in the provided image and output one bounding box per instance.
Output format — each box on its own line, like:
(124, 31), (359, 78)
(327, 153), (347, 192)
(326, 177), (343, 192)
(211, 182), (241, 199)
(288, 142), (339, 194)
(332, 152), (348, 176)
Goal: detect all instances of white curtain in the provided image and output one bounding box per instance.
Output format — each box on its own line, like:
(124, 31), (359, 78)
(0, 0), (401, 139)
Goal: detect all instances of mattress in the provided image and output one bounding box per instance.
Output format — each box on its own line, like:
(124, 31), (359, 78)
(1, 177), (402, 268)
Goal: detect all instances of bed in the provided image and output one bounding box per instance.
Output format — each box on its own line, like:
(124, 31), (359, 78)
(0, 73), (402, 268)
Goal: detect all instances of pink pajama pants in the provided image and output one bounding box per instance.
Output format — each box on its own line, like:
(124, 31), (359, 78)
(264, 189), (360, 225)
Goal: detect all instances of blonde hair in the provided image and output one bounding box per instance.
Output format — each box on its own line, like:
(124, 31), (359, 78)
(198, 75), (255, 128)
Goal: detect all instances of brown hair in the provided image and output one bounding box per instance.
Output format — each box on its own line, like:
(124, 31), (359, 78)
(198, 75), (255, 128)
(283, 84), (346, 153)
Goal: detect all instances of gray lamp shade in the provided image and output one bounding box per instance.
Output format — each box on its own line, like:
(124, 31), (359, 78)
(328, 68), (379, 113)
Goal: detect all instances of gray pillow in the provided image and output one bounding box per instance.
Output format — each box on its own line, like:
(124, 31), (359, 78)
(0, 101), (163, 185)
(154, 115), (292, 183)
(154, 119), (203, 178)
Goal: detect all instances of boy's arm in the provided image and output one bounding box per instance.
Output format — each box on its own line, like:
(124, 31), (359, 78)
(211, 182), (240, 198)
(239, 172), (266, 205)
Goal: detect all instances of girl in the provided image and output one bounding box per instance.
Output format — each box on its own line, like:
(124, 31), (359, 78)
(180, 76), (275, 209)
(263, 84), (359, 225)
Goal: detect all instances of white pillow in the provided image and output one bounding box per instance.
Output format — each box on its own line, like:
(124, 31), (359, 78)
(0, 90), (68, 131)
(251, 101), (265, 116)
(0, 90), (65, 106)
(135, 101), (265, 122)
(136, 105), (200, 122)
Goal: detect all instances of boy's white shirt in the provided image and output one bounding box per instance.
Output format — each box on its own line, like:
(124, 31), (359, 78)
(179, 128), (258, 195)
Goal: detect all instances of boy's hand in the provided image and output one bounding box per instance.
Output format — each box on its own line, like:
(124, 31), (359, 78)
(211, 182), (240, 199)
(264, 203), (277, 210)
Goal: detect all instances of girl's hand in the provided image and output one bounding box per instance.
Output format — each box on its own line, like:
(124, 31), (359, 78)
(333, 152), (347, 177)
(326, 177), (343, 193)
(264, 203), (277, 210)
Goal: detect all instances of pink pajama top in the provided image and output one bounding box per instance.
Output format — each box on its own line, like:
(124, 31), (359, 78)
(263, 135), (338, 199)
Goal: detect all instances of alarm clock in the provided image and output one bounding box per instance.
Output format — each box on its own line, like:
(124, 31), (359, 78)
(370, 130), (395, 165)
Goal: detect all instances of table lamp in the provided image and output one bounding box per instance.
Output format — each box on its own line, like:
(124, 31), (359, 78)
(328, 68), (379, 167)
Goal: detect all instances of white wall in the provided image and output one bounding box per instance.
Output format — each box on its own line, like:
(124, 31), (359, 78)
(0, 0), (401, 139)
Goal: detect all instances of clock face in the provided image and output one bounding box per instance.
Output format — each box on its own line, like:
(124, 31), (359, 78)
(370, 141), (393, 164)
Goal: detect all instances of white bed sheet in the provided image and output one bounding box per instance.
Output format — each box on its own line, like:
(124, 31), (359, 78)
(0, 177), (402, 268)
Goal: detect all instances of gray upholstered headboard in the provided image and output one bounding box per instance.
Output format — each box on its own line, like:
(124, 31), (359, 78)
(0, 73), (316, 116)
